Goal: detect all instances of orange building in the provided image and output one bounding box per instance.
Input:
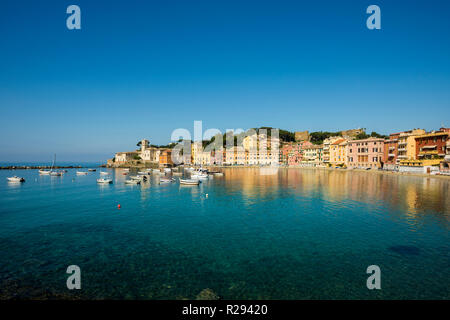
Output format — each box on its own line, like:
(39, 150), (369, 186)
(159, 149), (173, 167)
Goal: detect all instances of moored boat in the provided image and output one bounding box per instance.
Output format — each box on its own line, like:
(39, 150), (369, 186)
(125, 179), (140, 185)
(100, 171), (109, 175)
(180, 178), (200, 185)
(97, 178), (112, 184)
(39, 169), (51, 175)
(7, 176), (25, 182)
(76, 171), (89, 175)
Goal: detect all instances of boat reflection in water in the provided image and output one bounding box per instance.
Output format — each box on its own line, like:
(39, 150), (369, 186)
(0, 167), (449, 299)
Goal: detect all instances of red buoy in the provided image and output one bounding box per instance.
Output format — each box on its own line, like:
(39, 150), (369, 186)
(117, 204), (121, 209)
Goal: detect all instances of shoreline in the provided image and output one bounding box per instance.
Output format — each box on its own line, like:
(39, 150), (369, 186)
(204, 165), (450, 180)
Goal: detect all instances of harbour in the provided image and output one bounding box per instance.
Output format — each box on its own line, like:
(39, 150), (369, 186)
(0, 167), (448, 299)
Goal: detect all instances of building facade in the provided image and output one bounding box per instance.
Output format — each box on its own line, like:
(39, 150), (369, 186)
(347, 138), (384, 169)
(396, 129), (426, 163)
(329, 138), (347, 167)
(383, 133), (400, 171)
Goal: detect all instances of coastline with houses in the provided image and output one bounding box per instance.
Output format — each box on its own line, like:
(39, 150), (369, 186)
(107, 127), (450, 177)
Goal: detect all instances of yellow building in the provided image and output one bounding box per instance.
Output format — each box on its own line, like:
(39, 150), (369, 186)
(329, 138), (347, 167)
(191, 141), (203, 165)
(322, 136), (342, 165)
(397, 129), (426, 162)
(225, 146), (245, 165)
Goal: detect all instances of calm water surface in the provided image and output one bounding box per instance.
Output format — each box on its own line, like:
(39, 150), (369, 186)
(0, 168), (449, 299)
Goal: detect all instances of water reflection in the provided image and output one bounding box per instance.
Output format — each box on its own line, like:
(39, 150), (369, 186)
(221, 168), (450, 227)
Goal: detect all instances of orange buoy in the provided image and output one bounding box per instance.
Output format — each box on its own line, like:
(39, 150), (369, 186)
(117, 204), (121, 209)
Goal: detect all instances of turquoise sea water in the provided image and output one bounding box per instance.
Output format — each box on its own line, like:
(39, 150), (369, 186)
(0, 167), (449, 299)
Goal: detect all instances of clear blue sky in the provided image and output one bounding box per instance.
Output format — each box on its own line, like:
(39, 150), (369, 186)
(1, 0), (449, 162)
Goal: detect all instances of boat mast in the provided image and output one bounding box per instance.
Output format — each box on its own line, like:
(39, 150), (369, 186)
(51, 154), (56, 171)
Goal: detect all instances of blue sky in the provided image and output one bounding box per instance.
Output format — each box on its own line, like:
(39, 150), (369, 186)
(0, 0), (449, 162)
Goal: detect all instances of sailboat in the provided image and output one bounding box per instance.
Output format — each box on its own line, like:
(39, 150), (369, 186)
(40, 154), (61, 176)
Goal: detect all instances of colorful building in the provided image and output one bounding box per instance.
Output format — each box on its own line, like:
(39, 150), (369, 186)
(301, 145), (323, 167)
(347, 138), (384, 169)
(224, 146), (245, 165)
(396, 129), (426, 163)
(281, 141), (313, 166)
(159, 149), (173, 167)
(329, 138), (347, 167)
(414, 130), (448, 165)
(322, 137), (342, 166)
(383, 132), (400, 171)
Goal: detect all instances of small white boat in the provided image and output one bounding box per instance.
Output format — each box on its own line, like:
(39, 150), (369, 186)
(76, 171), (89, 175)
(129, 175), (147, 181)
(97, 178), (112, 184)
(125, 179), (140, 185)
(39, 169), (51, 175)
(7, 176), (25, 182)
(100, 171), (109, 175)
(50, 171), (62, 176)
(191, 173), (208, 180)
(160, 178), (175, 183)
(180, 178), (200, 185)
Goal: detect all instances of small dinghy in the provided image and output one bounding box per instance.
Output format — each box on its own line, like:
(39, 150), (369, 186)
(97, 178), (112, 184)
(7, 176), (25, 182)
(39, 169), (51, 175)
(76, 171), (89, 175)
(100, 171), (109, 175)
(160, 178), (175, 183)
(180, 178), (200, 185)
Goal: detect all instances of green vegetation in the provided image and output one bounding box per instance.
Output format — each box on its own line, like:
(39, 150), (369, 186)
(201, 127), (296, 148)
(355, 131), (388, 139)
(309, 131), (342, 145)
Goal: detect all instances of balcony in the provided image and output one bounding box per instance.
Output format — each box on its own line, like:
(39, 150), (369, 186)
(397, 155), (407, 159)
(388, 153), (395, 158)
(420, 145), (437, 151)
(398, 148), (407, 152)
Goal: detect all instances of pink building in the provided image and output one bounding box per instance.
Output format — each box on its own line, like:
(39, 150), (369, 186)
(347, 138), (384, 169)
(281, 141), (313, 166)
